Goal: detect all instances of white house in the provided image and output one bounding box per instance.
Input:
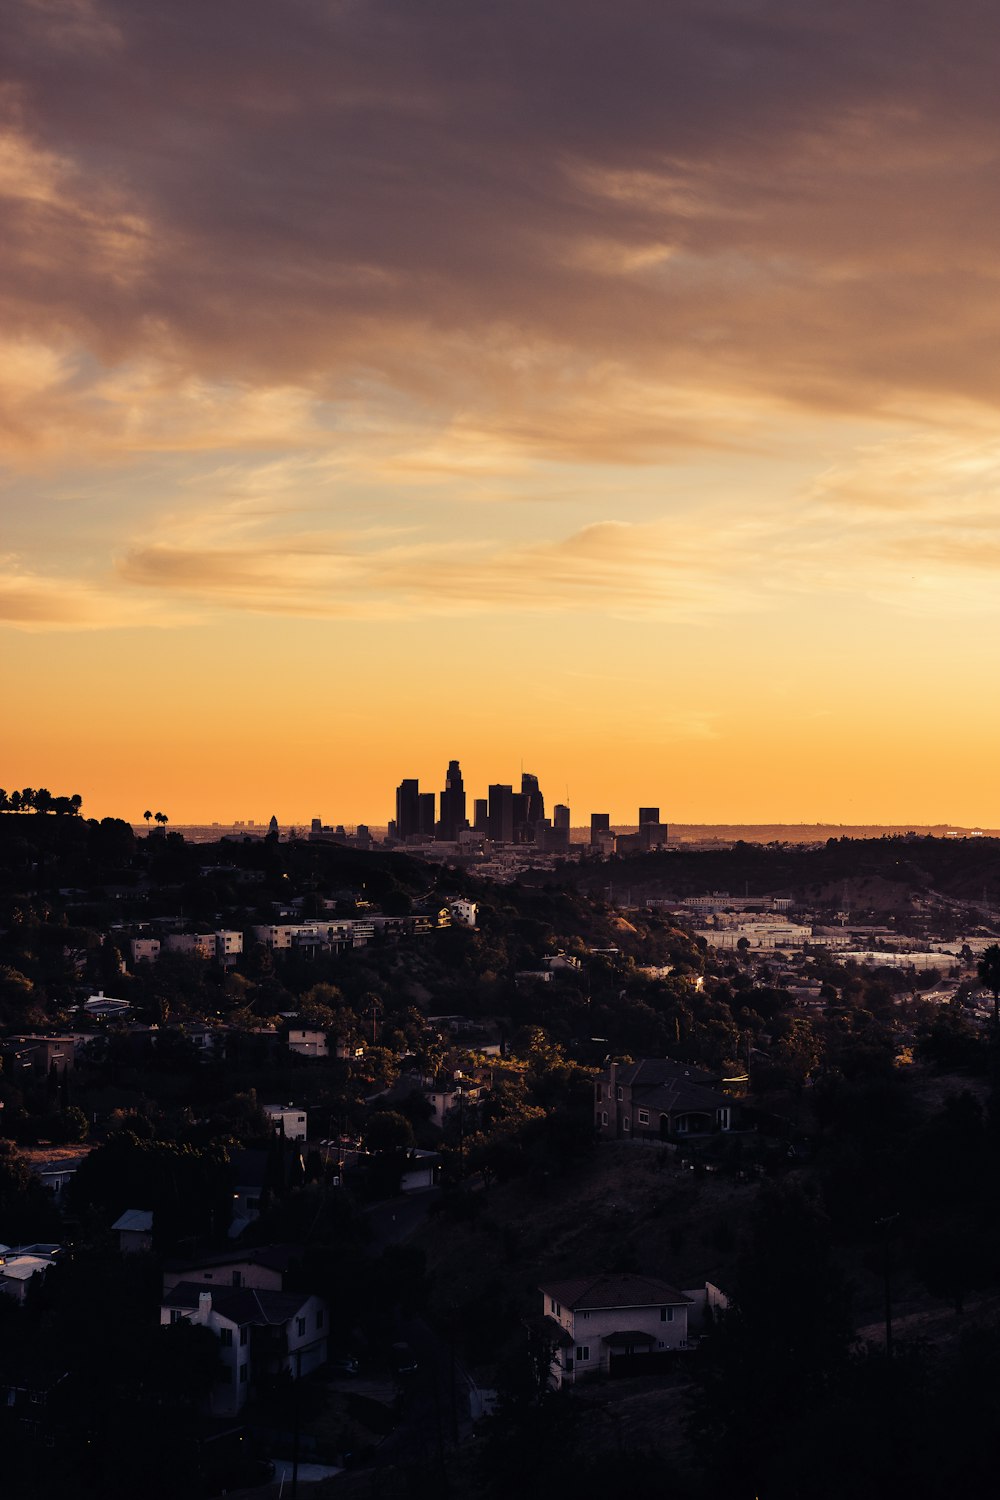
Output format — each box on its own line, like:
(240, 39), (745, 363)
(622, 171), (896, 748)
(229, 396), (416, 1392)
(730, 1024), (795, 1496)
(400, 1149), (441, 1192)
(0, 1245), (61, 1302)
(160, 1283), (328, 1415)
(287, 1028), (329, 1059)
(538, 1273), (692, 1385)
(264, 1104), (308, 1140)
(215, 929), (244, 963)
(449, 899), (478, 928)
(82, 991), (131, 1017)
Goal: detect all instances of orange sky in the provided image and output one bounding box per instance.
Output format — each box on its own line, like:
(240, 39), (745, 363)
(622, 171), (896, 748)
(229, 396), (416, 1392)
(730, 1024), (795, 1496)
(5, 1), (1000, 826)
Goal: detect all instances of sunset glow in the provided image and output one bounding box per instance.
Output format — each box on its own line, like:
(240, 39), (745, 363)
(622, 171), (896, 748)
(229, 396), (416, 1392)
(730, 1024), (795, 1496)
(5, 1), (1000, 825)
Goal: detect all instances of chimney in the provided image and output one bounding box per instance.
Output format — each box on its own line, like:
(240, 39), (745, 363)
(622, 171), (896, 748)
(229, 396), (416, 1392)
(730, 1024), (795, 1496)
(198, 1291), (212, 1323)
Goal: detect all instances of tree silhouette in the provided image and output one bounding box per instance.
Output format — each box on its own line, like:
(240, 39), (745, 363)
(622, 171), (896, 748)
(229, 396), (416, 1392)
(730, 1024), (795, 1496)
(143, 809), (153, 830)
(154, 811), (168, 832)
(977, 944), (1000, 1026)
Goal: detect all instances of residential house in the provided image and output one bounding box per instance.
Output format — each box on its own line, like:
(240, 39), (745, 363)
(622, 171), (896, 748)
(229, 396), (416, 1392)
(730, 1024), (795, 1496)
(539, 1273), (692, 1385)
(399, 1149), (441, 1192)
(82, 991), (131, 1018)
(0, 1245), (61, 1303)
(112, 1208), (154, 1254)
(162, 1244), (300, 1295)
(1, 1034), (81, 1075)
(31, 1151), (89, 1202)
(160, 1283), (328, 1415)
(595, 1058), (738, 1140)
(287, 1028), (329, 1059)
(263, 1104), (308, 1140)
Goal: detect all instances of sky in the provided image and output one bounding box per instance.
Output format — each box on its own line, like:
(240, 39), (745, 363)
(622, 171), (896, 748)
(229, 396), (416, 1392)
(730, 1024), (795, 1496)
(4, 0), (1000, 827)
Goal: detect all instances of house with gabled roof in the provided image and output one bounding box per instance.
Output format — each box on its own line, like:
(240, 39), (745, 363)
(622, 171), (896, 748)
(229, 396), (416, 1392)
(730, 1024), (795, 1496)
(112, 1208), (153, 1253)
(160, 1283), (327, 1415)
(538, 1272), (693, 1385)
(161, 1244), (301, 1295)
(595, 1058), (738, 1141)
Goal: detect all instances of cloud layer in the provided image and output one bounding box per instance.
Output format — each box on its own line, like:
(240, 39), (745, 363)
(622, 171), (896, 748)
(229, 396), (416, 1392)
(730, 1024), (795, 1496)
(7, 0), (1000, 439)
(5, 0), (1000, 629)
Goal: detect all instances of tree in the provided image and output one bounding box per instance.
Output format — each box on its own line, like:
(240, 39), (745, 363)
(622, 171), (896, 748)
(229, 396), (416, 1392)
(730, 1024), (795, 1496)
(977, 944), (1000, 1026)
(143, 809), (152, 829)
(365, 1109), (415, 1154)
(692, 1179), (853, 1493)
(154, 810), (168, 831)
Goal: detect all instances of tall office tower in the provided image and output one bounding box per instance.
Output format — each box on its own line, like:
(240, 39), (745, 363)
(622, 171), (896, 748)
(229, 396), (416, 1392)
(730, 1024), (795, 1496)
(549, 802), (571, 853)
(417, 791), (436, 839)
(488, 783), (515, 843)
(473, 798), (489, 833)
(638, 805), (668, 849)
(590, 812), (611, 845)
(511, 790), (530, 841)
(395, 779), (420, 840)
(521, 772), (545, 825)
(438, 759), (466, 840)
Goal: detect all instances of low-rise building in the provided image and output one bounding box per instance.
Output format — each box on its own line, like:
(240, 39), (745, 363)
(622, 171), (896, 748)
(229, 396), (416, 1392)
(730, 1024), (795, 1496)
(595, 1058), (737, 1139)
(264, 1104), (308, 1140)
(539, 1273), (693, 1385)
(130, 936), (161, 964)
(287, 1027), (329, 1059)
(112, 1208), (154, 1254)
(160, 1284), (328, 1415)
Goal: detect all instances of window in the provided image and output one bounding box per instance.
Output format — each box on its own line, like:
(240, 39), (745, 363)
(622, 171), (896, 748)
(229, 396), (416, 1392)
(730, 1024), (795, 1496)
(170, 1310), (184, 1325)
(220, 1328), (233, 1348)
(240, 1327), (248, 1346)
(232, 1271), (243, 1287)
(576, 1346), (590, 1362)
(616, 1086), (623, 1100)
(602, 1112), (608, 1126)
(297, 1317), (306, 1337)
(623, 1116), (630, 1131)
(637, 1109), (649, 1125)
(239, 1364), (248, 1383)
(660, 1306), (674, 1322)
(581, 1311), (590, 1320)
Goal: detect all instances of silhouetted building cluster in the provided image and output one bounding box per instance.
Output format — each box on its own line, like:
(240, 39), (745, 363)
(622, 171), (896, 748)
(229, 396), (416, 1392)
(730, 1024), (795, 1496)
(384, 761), (667, 853)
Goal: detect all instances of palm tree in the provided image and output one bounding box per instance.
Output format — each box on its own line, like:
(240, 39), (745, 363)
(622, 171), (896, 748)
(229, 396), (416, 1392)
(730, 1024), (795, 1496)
(154, 811), (168, 832)
(143, 809), (153, 832)
(977, 945), (1000, 1026)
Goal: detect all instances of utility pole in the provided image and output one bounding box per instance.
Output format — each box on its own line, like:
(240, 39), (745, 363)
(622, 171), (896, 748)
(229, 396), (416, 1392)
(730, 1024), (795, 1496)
(875, 1214), (899, 1358)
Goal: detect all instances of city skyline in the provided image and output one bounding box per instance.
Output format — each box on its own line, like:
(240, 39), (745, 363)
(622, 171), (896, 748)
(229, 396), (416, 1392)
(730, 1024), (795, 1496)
(6, 3), (1000, 827)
